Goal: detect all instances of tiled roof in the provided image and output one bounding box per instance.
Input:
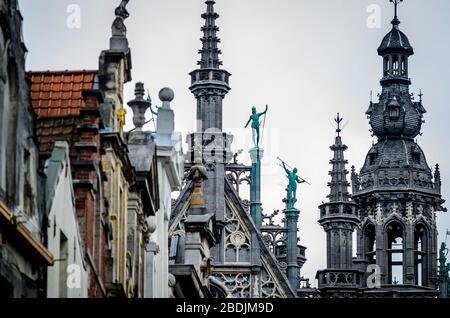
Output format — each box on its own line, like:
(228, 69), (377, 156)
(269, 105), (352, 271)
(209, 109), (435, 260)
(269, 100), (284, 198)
(28, 70), (98, 117)
(28, 70), (98, 163)
(35, 116), (79, 160)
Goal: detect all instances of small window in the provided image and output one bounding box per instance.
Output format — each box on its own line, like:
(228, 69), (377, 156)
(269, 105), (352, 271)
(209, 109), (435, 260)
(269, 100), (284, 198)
(389, 106), (400, 120)
(23, 149), (33, 215)
(412, 152), (420, 164)
(369, 153), (377, 165)
(392, 56), (399, 76)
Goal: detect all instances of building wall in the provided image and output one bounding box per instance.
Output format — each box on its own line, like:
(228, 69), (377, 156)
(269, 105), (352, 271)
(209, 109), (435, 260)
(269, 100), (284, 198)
(0, 0), (51, 298)
(153, 134), (184, 298)
(46, 142), (87, 298)
(102, 147), (130, 295)
(153, 164), (171, 297)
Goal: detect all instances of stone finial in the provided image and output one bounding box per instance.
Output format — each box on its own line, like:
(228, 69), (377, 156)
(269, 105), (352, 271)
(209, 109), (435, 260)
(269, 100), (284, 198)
(193, 141), (203, 164)
(128, 83), (151, 144)
(159, 87), (175, 108)
(188, 165), (208, 207)
(156, 87), (175, 134)
(434, 164), (441, 193)
(198, 0), (223, 69)
(351, 165), (360, 193)
(128, 82), (149, 131)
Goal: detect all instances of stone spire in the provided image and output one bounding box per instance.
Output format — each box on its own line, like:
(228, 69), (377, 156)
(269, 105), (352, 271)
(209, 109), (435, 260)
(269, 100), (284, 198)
(435, 164), (442, 194)
(327, 114), (351, 203)
(189, 0), (231, 132)
(186, 1), (233, 223)
(198, 0), (222, 69)
(318, 114), (359, 272)
(351, 1), (445, 289)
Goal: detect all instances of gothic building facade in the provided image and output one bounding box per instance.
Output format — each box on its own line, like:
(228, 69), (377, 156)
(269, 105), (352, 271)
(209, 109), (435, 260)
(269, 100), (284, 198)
(0, 0), (53, 298)
(0, 0), (181, 298)
(0, 0), (448, 299)
(169, 0), (303, 298)
(316, 3), (447, 298)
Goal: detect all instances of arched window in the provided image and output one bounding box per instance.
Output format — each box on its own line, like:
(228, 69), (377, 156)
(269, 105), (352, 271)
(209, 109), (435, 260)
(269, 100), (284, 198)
(364, 223), (376, 264)
(224, 205), (251, 264)
(414, 224), (428, 286)
(210, 281), (228, 298)
(169, 232), (185, 265)
(386, 221), (404, 284)
(400, 56), (407, 76)
(384, 56), (389, 76)
(392, 56), (399, 76)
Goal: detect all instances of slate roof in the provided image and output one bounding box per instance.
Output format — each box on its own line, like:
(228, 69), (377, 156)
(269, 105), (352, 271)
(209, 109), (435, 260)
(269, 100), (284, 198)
(378, 23), (414, 55)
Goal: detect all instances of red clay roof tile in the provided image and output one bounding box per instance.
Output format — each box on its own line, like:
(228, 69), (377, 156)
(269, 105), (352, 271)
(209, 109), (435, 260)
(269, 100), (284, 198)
(28, 70), (98, 163)
(28, 70), (98, 118)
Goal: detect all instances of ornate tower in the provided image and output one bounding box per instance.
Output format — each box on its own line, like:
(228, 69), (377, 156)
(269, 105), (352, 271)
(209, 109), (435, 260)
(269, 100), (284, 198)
(187, 0), (233, 219)
(316, 115), (361, 294)
(319, 114), (360, 269)
(352, 1), (446, 291)
(189, 0), (231, 132)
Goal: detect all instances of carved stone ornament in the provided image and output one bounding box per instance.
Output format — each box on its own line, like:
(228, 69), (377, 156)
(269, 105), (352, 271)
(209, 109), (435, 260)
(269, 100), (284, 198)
(230, 231), (246, 247)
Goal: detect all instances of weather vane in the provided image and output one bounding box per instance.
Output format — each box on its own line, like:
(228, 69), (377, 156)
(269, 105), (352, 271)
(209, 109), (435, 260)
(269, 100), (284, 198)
(390, 0), (404, 20)
(335, 113), (343, 136)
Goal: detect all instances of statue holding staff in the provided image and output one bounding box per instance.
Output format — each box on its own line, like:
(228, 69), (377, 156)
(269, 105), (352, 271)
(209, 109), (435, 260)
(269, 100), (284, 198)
(245, 105), (268, 148)
(277, 157), (310, 209)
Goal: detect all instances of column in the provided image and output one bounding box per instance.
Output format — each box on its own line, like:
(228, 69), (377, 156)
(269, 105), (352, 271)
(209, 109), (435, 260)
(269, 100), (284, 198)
(404, 223), (415, 284)
(285, 208), (299, 292)
(249, 147), (264, 230)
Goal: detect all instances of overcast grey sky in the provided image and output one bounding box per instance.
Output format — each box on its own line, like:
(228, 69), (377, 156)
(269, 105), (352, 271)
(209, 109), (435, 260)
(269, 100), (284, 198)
(20, 0), (450, 285)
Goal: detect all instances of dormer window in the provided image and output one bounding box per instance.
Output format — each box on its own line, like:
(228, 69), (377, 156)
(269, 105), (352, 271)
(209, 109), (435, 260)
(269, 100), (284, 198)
(389, 106), (400, 120)
(388, 96), (401, 120)
(369, 147), (378, 165)
(411, 146), (421, 164)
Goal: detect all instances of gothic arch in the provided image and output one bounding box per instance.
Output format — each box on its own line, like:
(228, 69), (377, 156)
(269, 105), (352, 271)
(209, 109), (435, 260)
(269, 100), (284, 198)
(413, 222), (429, 286)
(209, 278), (229, 298)
(362, 222), (376, 264)
(384, 219), (405, 284)
(414, 214), (430, 227)
(382, 213), (404, 231)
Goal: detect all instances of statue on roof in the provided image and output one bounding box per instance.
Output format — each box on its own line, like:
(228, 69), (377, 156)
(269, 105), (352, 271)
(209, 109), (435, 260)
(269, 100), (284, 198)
(439, 242), (449, 275)
(115, 0), (130, 19)
(147, 92), (159, 117)
(245, 105), (268, 148)
(440, 242), (448, 261)
(112, 0), (130, 37)
(278, 157), (310, 209)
